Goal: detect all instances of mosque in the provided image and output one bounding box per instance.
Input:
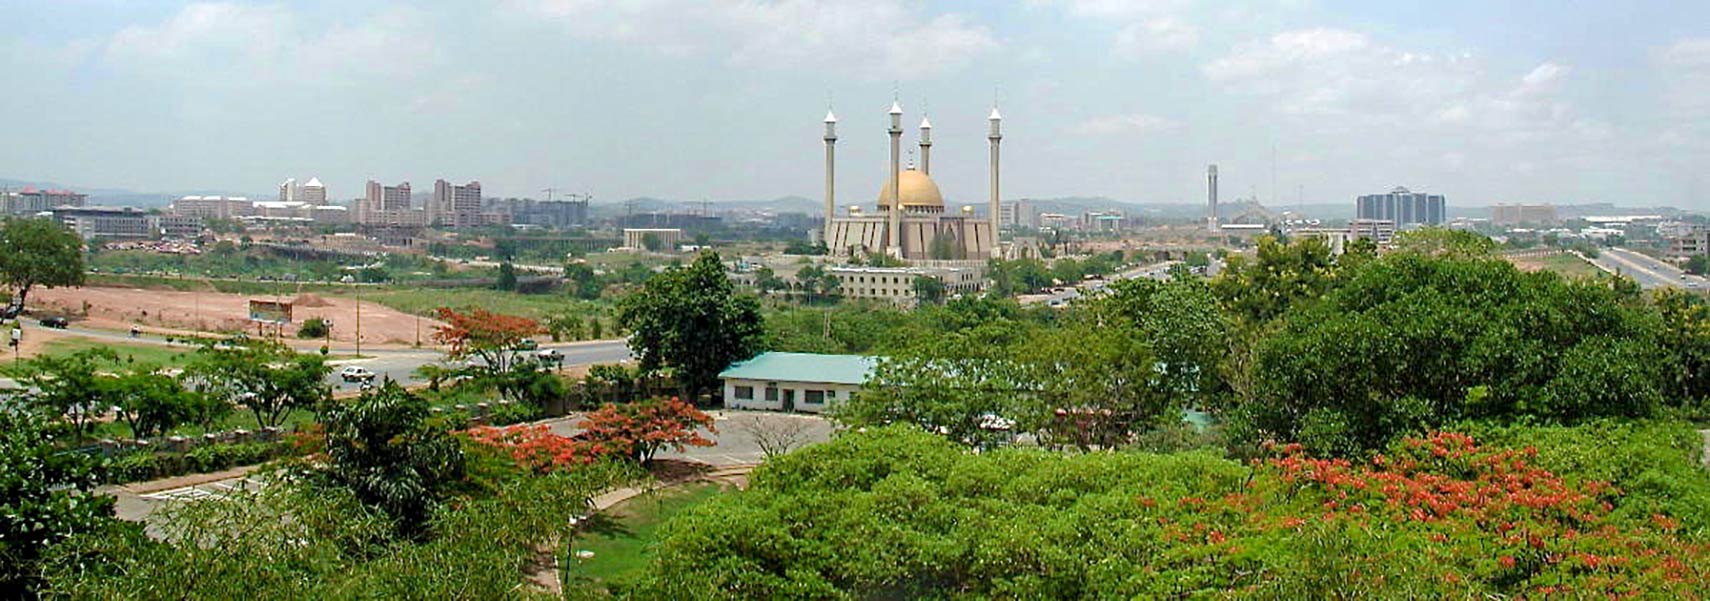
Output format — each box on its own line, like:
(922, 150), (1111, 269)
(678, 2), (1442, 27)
(821, 101), (1001, 261)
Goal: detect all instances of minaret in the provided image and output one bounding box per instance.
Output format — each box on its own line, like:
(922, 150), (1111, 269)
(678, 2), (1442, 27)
(887, 101), (903, 256)
(823, 109), (837, 248)
(1207, 164), (1220, 232)
(988, 105), (1003, 258)
(918, 115), (933, 176)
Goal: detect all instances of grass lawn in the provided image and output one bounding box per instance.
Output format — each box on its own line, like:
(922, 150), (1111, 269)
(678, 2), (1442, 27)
(1533, 253), (1604, 278)
(352, 288), (611, 320)
(565, 481), (734, 592)
(0, 336), (195, 377)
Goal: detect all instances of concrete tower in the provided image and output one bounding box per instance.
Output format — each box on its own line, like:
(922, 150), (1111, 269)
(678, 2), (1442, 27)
(988, 105), (1003, 258)
(887, 101), (904, 256)
(823, 109), (837, 246)
(1207, 164), (1220, 231)
(918, 116), (933, 176)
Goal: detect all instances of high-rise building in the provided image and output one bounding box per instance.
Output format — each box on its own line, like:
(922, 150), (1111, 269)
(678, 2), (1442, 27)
(278, 178), (296, 203)
(358, 181), (415, 226)
(431, 179), (483, 228)
(3, 187), (87, 214)
(503, 197), (589, 228)
(169, 195), (254, 219)
(1356, 186), (1445, 226)
(1000, 200), (1034, 229)
(301, 177), (326, 204)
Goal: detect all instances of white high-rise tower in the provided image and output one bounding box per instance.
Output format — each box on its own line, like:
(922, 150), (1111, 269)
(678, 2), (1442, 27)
(823, 109), (837, 246)
(1207, 164), (1220, 232)
(988, 105), (1003, 258)
(887, 101), (904, 256)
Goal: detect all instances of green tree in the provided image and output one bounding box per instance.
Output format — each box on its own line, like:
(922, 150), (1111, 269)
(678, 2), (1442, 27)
(23, 347), (118, 442)
(1686, 254), (1709, 276)
(912, 275), (947, 305)
(1237, 254), (1673, 455)
(320, 382), (464, 535)
(110, 369), (199, 438)
(563, 261), (601, 299)
(0, 411), (116, 594)
(641, 232), (664, 252)
(838, 323), (1035, 449)
(1210, 235), (1339, 323)
(297, 317), (331, 339)
(185, 340), (331, 429)
(617, 251), (764, 403)
(494, 261), (518, 291)
(1390, 227), (1498, 257)
(0, 217), (86, 309)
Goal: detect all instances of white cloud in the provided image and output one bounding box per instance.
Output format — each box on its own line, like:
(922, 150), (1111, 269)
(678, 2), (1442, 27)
(505, 0), (998, 79)
(102, 3), (436, 88)
(1113, 17), (1199, 55)
(1070, 112), (1178, 135)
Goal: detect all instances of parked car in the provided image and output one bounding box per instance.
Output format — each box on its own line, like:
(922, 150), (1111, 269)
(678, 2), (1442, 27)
(339, 366), (377, 382)
(39, 316), (69, 329)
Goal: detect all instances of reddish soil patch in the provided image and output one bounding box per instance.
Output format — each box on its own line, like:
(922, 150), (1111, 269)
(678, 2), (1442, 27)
(31, 286), (444, 348)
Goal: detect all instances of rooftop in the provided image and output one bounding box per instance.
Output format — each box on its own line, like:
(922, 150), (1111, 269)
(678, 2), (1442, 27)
(719, 351), (875, 386)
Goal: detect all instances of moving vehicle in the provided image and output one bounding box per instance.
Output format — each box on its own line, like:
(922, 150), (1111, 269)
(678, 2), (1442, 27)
(516, 338), (539, 351)
(39, 316), (69, 329)
(339, 366), (377, 383)
(535, 348), (564, 364)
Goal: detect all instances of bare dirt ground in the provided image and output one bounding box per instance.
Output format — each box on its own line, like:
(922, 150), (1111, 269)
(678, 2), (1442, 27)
(31, 286), (444, 348)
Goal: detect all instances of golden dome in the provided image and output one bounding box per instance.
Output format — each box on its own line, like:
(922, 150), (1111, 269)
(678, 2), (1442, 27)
(877, 169), (944, 209)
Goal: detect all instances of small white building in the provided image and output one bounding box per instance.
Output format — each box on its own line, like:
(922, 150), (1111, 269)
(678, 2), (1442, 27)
(719, 352), (875, 413)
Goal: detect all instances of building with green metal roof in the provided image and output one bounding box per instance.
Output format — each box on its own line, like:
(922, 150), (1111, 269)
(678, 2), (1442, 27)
(720, 352), (875, 413)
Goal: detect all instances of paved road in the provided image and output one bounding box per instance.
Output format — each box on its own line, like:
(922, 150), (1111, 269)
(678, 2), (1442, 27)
(1023, 260), (1182, 306)
(327, 339), (632, 393)
(1590, 247), (1706, 290)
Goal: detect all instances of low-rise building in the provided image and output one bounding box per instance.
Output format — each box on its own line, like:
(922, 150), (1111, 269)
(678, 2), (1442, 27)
(720, 352), (875, 413)
(153, 214), (205, 238)
(622, 228), (684, 250)
(1348, 218), (1397, 245)
(51, 206), (152, 239)
(1666, 224), (1708, 259)
(828, 264), (983, 305)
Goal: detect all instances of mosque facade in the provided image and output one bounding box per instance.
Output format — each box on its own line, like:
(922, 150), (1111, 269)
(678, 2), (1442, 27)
(821, 102), (1002, 261)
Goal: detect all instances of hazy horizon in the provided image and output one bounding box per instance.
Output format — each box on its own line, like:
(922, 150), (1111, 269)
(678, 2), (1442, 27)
(3, 1), (1707, 210)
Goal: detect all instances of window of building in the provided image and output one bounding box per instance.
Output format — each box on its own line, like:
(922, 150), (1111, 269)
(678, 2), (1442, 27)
(764, 386), (779, 401)
(734, 385), (754, 400)
(805, 390), (825, 404)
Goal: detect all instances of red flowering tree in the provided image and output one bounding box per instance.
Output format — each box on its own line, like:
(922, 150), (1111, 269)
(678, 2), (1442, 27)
(579, 397), (716, 465)
(431, 307), (544, 374)
(467, 424), (600, 473)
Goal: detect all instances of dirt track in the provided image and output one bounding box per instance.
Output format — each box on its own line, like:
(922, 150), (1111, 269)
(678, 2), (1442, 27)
(31, 286), (444, 347)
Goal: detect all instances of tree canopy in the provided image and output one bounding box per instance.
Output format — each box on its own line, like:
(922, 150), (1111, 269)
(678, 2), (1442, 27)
(617, 251), (764, 402)
(0, 217), (85, 307)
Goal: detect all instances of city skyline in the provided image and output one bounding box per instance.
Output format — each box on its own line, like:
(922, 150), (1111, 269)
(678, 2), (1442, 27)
(2, 1), (1708, 210)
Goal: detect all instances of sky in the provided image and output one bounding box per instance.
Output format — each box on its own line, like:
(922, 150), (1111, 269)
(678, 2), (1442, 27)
(2, 0), (1708, 211)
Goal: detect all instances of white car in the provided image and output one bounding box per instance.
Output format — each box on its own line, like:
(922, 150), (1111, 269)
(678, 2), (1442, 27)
(339, 366), (377, 382)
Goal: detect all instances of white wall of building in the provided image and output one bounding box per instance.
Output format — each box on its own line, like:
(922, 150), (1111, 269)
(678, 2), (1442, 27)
(722, 378), (861, 413)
